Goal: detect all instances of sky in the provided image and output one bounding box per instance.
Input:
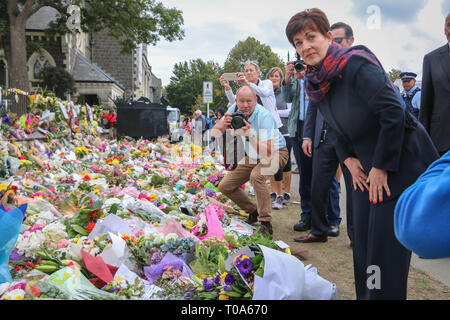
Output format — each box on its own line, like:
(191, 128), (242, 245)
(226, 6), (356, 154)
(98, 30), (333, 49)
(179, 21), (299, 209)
(147, 0), (450, 87)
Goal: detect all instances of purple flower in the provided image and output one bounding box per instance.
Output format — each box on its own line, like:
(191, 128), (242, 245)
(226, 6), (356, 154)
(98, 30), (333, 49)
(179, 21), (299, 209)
(2, 114), (12, 125)
(150, 251), (164, 265)
(205, 188), (216, 198)
(207, 175), (218, 184)
(9, 251), (23, 262)
(214, 275), (221, 285)
(223, 285), (232, 292)
(224, 273), (236, 285)
(203, 277), (214, 292)
(236, 258), (253, 276)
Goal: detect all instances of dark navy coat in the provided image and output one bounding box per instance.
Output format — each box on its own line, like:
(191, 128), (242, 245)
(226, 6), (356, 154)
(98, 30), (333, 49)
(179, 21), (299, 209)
(315, 56), (439, 197)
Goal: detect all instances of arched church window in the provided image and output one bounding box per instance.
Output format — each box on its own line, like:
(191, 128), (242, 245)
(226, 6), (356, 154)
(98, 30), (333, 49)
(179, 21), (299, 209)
(27, 50), (56, 84)
(34, 60), (42, 79)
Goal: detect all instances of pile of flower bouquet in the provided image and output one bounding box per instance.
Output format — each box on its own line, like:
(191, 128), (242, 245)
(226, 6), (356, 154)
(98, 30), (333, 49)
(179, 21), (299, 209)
(0, 91), (337, 301)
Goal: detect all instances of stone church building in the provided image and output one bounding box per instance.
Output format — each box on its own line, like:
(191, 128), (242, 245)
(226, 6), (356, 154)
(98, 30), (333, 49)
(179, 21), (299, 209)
(0, 6), (162, 107)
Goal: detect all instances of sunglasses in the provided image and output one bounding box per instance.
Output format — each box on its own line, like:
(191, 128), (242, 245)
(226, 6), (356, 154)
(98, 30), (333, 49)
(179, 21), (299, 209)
(333, 37), (347, 44)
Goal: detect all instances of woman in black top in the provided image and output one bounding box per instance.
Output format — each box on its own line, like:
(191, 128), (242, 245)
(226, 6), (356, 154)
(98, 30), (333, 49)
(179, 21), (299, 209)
(285, 8), (438, 300)
(267, 67), (292, 209)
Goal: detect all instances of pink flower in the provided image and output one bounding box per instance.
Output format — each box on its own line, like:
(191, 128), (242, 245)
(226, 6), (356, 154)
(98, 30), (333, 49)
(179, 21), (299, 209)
(28, 224), (45, 233)
(10, 282), (26, 291)
(191, 225), (200, 235)
(57, 239), (69, 248)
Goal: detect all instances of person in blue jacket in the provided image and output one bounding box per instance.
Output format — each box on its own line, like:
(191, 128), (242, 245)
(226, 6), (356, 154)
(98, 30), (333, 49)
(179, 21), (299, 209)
(395, 151), (450, 259)
(285, 8), (439, 300)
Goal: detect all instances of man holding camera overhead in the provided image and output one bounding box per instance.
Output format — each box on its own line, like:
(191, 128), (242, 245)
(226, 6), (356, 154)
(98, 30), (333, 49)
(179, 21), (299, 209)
(212, 86), (289, 236)
(282, 54), (314, 233)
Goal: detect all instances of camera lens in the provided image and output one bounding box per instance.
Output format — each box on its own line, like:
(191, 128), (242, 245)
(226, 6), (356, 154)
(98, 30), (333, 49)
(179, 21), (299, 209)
(231, 117), (245, 130)
(294, 61), (305, 72)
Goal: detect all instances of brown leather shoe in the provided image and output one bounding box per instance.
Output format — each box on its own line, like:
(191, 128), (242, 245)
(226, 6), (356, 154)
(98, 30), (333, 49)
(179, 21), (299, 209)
(293, 233), (328, 243)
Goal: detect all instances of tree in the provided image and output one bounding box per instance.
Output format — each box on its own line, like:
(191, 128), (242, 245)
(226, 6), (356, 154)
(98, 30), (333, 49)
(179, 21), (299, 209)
(165, 59), (228, 116)
(40, 65), (76, 99)
(223, 37), (285, 79)
(388, 68), (403, 82)
(4, 0), (184, 91)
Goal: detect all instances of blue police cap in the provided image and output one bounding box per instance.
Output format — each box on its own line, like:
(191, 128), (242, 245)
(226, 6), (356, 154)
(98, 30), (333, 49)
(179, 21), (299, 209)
(400, 72), (417, 82)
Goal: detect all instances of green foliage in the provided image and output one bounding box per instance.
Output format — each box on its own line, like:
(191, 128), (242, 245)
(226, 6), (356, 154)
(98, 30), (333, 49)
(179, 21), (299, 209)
(165, 59), (228, 115)
(40, 66), (76, 99)
(165, 37), (285, 115)
(223, 37), (285, 79)
(45, 0), (185, 55)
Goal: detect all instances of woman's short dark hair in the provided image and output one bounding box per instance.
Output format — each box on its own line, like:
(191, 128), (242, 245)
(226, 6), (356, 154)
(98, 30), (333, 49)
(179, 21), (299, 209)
(285, 8), (330, 47)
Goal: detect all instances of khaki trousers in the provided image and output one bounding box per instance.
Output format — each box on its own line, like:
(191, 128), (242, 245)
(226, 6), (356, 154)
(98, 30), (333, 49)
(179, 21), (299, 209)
(218, 148), (289, 223)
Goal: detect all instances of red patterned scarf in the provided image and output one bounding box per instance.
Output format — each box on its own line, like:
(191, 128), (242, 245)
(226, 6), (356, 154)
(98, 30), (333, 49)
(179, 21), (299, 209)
(305, 43), (385, 102)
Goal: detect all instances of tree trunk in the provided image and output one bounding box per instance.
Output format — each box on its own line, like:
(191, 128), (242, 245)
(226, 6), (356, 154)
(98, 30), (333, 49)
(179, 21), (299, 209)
(9, 17), (29, 91)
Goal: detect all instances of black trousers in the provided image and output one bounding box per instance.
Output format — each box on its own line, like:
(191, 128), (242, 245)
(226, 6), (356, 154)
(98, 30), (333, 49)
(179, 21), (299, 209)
(352, 191), (412, 300)
(310, 136), (342, 236)
(342, 165), (354, 243)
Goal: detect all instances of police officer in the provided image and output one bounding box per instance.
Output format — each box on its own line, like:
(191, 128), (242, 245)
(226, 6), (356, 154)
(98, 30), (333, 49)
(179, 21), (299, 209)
(400, 72), (421, 119)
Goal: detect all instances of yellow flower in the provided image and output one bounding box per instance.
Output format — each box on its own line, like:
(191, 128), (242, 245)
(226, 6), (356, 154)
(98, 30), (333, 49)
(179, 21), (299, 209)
(114, 275), (125, 282)
(220, 272), (228, 282)
(219, 294), (229, 300)
(186, 220), (194, 230)
(93, 189), (102, 195)
(0, 183), (8, 191)
(149, 194), (157, 201)
(233, 254), (249, 265)
(111, 159), (120, 165)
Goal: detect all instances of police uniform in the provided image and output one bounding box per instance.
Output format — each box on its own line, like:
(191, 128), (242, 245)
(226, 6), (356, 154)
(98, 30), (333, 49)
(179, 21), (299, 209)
(400, 72), (421, 119)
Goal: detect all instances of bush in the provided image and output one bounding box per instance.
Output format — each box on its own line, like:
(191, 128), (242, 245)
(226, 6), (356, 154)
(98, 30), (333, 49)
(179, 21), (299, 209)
(40, 66), (76, 99)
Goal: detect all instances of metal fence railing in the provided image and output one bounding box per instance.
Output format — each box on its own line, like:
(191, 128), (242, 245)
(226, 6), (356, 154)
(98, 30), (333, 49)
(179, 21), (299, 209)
(0, 88), (28, 116)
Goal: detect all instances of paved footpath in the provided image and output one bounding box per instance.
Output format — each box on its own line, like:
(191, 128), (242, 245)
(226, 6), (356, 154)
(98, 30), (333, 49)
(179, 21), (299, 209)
(289, 167), (450, 287)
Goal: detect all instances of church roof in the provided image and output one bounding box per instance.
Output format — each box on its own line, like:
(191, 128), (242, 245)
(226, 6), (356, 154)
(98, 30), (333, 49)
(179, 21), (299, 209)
(26, 6), (59, 30)
(72, 50), (125, 90)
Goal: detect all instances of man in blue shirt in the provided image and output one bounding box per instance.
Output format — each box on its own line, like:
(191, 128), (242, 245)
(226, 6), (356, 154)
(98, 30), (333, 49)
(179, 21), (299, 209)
(212, 86), (288, 236)
(282, 59), (314, 233)
(400, 72), (421, 119)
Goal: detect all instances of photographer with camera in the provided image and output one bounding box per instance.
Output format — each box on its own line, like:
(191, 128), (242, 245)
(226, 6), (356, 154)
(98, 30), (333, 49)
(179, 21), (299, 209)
(281, 54), (314, 233)
(212, 86), (289, 236)
(219, 62), (283, 130)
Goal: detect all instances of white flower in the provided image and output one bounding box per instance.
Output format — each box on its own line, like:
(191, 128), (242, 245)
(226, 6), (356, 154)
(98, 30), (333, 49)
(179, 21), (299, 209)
(153, 233), (165, 246)
(164, 233), (178, 242)
(16, 230), (47, 258)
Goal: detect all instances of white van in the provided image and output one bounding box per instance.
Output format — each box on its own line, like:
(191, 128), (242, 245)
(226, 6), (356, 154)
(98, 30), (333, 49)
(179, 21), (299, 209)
(167, 106), (184, 142)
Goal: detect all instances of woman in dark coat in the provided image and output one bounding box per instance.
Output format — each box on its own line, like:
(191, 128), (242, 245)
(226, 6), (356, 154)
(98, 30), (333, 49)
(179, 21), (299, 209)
(285, 8), (439, 300)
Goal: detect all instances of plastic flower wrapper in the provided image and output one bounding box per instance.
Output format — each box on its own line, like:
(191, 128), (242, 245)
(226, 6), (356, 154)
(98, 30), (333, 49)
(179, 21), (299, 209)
(47, 266), (118, 300)
(0, 204), (27, 283)
(144, 252), (194, 285)
(192, 203), (231, 249)
(101, 275), (145, 299)
(156, 220), (199, 241)
(251, 245), (337, 300)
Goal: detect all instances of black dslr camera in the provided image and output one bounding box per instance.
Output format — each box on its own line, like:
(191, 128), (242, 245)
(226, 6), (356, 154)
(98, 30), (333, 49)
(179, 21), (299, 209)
(293, 52), (306, 72)
(230, 110), (248, 130)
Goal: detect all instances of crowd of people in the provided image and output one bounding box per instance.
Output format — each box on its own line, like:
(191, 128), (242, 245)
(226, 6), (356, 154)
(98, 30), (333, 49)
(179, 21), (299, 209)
(191, 9), (449, 300)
